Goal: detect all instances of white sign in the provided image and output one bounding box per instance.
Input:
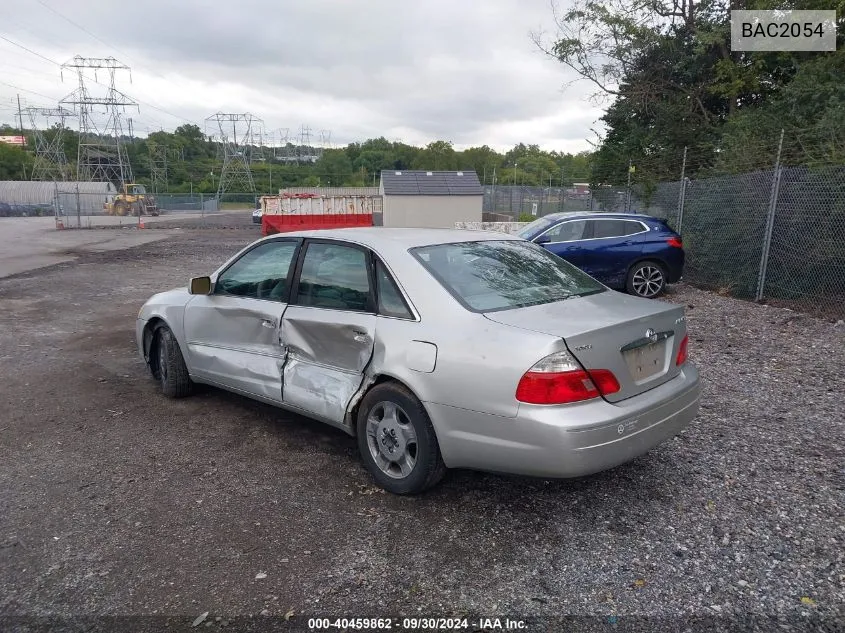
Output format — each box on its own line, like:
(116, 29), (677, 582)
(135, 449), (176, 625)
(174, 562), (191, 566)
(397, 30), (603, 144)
(731, 10), (837, 51)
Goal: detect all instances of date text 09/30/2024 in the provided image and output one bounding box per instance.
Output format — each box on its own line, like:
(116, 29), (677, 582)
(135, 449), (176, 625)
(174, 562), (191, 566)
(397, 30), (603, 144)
(308, 617), (527, 630)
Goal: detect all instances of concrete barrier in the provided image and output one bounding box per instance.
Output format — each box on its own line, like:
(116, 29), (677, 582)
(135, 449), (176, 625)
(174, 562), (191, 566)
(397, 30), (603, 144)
(454, 221), (530, 234)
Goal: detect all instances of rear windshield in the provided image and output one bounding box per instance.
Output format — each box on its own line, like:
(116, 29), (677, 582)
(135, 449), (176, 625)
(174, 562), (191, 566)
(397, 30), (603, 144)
(410, 240), (605, 312)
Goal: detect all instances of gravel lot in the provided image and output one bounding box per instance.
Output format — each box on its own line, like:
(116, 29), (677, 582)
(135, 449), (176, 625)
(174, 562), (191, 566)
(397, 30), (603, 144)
(1, 218), (843, 632)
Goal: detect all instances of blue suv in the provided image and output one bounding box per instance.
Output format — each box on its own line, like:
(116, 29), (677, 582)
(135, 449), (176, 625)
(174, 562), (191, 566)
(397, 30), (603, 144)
(516, 212), (684, 298)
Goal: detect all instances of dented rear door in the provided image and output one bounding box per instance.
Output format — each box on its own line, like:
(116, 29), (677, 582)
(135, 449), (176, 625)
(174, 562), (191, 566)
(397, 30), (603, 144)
(280, 307), (376, 424)
(280, 240), (378, 425)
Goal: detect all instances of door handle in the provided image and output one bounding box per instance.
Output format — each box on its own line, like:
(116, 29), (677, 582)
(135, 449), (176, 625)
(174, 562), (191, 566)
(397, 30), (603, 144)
(352, 331), (370, 344)
(260, 318), (276, 329)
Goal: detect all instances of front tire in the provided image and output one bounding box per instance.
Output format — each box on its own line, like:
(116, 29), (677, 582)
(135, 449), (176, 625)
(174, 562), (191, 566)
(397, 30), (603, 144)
(627, 261), (667, 298)
(154, 326), (193, 398)
(356, 383), (446, 495)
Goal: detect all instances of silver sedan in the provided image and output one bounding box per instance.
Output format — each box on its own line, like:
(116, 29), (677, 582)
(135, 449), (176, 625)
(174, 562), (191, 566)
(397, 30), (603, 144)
(136, 228), (701, 494)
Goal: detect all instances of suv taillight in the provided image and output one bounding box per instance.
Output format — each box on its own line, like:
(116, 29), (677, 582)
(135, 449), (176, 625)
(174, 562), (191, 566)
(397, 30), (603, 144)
(515, 351), (620, 405)
(676, 334), (688, 366)
(667, 236), (683, 248)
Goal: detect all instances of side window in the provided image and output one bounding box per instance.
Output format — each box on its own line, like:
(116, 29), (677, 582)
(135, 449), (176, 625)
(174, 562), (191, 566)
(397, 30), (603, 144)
(215, 240), (299, 301)
(545, 219), (588, 242)
(591, 220), (642, 239)
(295, 243), (372, 311)
(621, 220), (646, 235)
(376, 260), (413, 319)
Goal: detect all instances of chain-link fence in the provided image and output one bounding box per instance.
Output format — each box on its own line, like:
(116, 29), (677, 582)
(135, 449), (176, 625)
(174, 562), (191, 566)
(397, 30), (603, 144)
(483, 185), (594, 217)
(626, 166), (845, 317)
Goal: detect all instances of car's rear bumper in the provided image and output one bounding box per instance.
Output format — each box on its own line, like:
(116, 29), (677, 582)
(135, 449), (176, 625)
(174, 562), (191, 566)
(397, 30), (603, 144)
(426, 363), (701, 478)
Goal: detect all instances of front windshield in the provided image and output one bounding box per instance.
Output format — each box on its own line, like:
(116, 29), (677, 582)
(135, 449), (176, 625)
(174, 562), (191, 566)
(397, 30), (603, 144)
(411, 239), (605, 312)
(515, 215), (557, 239)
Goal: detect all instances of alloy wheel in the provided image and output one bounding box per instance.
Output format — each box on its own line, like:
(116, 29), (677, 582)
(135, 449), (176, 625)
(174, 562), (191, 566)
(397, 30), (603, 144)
(365, 401), (418, 479)
(632, 265), (665, 298)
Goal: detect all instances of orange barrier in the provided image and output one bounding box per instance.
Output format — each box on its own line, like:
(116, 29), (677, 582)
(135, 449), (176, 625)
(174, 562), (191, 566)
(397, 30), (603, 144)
(262, 213), (372, 236)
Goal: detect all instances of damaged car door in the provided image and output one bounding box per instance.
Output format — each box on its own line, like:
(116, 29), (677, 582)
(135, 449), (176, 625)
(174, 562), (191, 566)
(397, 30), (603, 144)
(280, 240), (377, 426)
(183, 238), (301, 402)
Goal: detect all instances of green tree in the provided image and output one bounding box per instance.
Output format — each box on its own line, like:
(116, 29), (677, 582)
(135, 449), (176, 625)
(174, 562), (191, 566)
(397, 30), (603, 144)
(0, 142), (33, 179)
(315, 148), (353, 184)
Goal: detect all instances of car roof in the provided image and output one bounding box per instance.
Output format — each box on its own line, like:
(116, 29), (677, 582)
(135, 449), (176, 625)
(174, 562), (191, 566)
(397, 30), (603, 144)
(540, 212), (657, 221)
(259, 226), (521, 249)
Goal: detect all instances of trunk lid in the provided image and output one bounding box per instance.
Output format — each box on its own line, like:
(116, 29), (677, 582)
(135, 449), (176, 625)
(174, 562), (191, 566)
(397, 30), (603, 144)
(484, 290), (687, 403)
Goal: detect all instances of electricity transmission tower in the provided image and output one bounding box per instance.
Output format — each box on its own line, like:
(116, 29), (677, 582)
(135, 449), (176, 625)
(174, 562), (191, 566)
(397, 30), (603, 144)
(318, 129), (332, 155)
(206, 113), (260, 197)
(60, 56), (138, 185)
(147, 141), (168, 193)
(25, 106), (74, 181)
(298, 124), (315, 162)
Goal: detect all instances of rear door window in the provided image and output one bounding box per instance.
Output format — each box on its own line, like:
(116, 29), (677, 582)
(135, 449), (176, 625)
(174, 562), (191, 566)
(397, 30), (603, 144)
(589, 219), (645, 239)
(375, 260), (413, 319)
(294, 242), (373, 312)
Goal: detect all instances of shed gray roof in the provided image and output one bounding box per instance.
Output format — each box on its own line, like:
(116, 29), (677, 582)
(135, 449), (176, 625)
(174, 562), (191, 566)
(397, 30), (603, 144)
(380, 170), (482, 196)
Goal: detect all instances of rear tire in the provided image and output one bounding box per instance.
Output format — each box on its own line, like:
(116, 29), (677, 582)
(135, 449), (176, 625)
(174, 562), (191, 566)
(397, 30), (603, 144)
(627, 260), (667, 298)
(154, 326), (193, 398)
(356, 382), (446, 495)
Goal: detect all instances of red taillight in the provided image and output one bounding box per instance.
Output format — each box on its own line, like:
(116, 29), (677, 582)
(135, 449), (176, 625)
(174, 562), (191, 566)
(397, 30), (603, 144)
(667, 236), (683, 248)
(515, 351), (620, 405)
(676, 334), (688, 366)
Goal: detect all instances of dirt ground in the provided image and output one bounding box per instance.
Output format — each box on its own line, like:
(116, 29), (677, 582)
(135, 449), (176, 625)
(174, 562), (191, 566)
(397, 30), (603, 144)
(1, 216), (843, 632)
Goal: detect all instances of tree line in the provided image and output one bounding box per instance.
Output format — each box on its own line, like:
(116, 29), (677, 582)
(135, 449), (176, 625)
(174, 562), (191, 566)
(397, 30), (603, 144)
(0, 122), (593, 194)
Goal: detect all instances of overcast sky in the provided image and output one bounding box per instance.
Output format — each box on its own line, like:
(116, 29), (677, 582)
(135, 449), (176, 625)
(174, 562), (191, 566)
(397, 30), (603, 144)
(0, 0), (604, 153)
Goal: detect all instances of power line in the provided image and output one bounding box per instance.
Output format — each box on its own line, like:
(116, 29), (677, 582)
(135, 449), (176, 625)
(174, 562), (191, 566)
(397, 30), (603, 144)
(34, 0), (132, 59)
(0, 34), (60, 67)
(0, 33), (194, 126)
(0, 80), (56, 101)
(30, 1), (195, 124)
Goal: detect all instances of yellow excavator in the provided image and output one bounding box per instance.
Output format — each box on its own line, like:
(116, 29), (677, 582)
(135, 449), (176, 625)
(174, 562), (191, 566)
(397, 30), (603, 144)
(104, 183), (160, 216)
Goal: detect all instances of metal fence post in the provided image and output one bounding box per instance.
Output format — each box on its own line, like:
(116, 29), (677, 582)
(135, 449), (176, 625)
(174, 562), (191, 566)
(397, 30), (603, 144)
(756, 129), (785, 302)
(201, 193), (205, 217)
(677, 146), (688, 232)
(75, 183), (81, 229)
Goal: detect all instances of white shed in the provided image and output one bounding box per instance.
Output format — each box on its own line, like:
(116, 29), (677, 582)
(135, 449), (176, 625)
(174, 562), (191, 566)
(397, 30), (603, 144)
(378, 170), (482, 228)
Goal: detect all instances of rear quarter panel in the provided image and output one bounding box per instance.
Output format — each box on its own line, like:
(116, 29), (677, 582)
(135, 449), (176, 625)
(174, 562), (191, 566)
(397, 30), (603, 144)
(369, 311), (562, 420)
(640, 223), (684, 282)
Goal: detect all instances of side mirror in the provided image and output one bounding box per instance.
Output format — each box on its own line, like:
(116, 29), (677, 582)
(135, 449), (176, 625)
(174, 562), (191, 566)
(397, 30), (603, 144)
(189, 276), (212, 295)
(534, 234), (551, 245)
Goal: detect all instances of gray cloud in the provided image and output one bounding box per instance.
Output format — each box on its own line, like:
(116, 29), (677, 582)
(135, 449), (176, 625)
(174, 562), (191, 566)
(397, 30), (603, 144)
(1, 0), (603, 151)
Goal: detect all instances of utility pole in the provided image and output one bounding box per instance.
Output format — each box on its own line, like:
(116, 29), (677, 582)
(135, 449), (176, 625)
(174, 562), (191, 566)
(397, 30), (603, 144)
(16, 94), (24, 135)
(626, 159), (633, 211)
(16, 94), (26, 179)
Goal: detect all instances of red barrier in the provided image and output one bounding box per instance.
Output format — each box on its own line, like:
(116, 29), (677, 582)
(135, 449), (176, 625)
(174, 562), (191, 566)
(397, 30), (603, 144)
(262, 213), (373, 236)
